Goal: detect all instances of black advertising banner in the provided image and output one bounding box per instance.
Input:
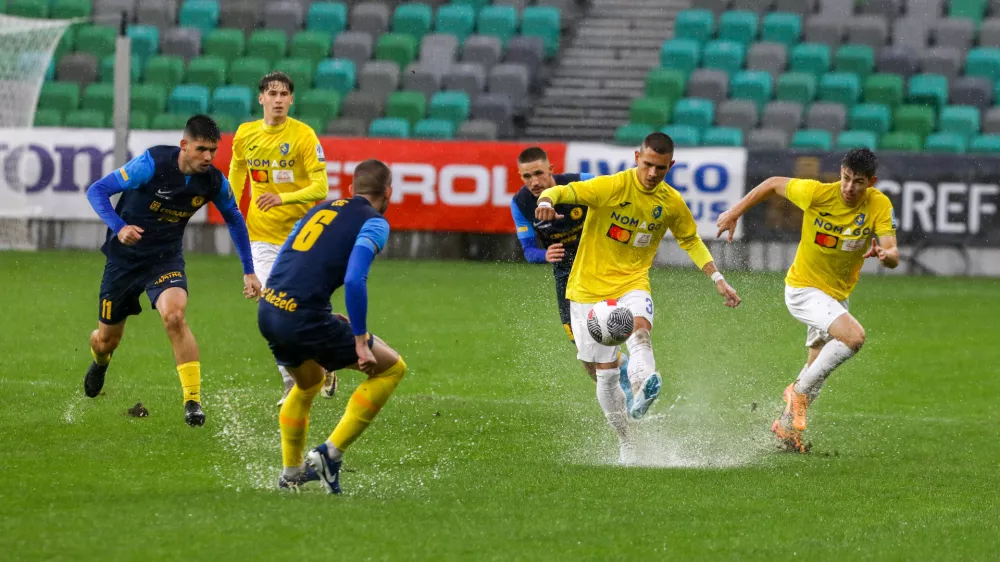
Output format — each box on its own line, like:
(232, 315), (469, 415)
(744, 151), (1000, 247)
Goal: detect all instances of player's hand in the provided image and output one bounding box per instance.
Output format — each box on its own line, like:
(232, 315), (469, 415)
(117, 225), (144, 246)
(545, 243), (565, 263)
(243, 273), (261, 300)
(256, 192), (283, 212)
(715, 210), (740, 242)
(534, 199), (563, 222)
(863, 238), (887, 263)
(355, 338), (377, 375)
(716, 279), (742, 308)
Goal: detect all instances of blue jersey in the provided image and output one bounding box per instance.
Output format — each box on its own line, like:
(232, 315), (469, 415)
(510, 173), (592, 272)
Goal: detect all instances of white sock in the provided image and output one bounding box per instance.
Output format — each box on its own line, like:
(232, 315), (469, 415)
(323, 440), (344, 462)
(279, 365), (294, 389)
(793, 340), (855, 397)
(281, 464), (303, 478)
(625, 329), (656, 390)
(596, 368), (630, 442)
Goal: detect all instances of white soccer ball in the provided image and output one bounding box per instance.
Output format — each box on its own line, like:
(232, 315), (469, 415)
(587, 300), (634, 346)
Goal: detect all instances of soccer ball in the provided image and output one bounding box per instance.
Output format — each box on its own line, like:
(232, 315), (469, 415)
(587, 300), (634, 346)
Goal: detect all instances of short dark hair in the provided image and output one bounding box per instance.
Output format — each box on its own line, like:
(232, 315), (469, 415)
(353, 159), (391, 196)
(641, 132), (674, 155)
(184, 114), (220, 142)
(259, 71), (294, 94)
(841, 148), (878, 178)
(517, 147), (549, 164)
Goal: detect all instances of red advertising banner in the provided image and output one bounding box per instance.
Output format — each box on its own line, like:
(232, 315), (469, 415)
(209, 135), (567, 233)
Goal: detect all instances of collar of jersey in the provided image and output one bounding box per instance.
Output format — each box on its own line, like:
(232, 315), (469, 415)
(260, 118), (290, 134)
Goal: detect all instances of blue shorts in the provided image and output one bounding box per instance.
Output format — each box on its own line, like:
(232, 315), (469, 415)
(98, 257), (187, 324)
(257, 304), (373, 372)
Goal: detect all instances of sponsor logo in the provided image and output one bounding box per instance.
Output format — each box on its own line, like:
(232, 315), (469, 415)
(607, 224), (633, 243)
(316, 144), (325, 162)
(155, 271), (183, 285)
(841, 238), (867, 252)
(150, 201), (160, 211)
(247, 145), (258, 152)
(652, 205), (662, 219)
(118, 167), (129, 181)
(618, 202), (632, 208)
(610, 210), (662, 232)
(814, 232), (839, 248)
(570, 207), (583, 220)
(191, 196), (205, 207)
(279, 143), (290, 156)
(854, 213), (866, 226)
(819, 211), (833, 217)
(251, 169), (269, 183)
(516, 225), (529, 233)
(155, 188), (173, 199)
(273, 170), (295, 184)
(245, 158), (297, 168)
(260, 287), (298, 312)
(890, 208), (899, 229)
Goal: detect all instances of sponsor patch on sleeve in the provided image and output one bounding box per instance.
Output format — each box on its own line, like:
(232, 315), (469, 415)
(890, 208), (898, 230)
(118, 167), (129, 181)
(517, 226), (529, 233)
(315, 143), (325, 162)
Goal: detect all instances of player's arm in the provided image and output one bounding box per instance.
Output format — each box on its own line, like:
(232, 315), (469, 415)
(344, 217), (390, 373)
(715, 176), (795, 242)
(86, 150), (155, 245)
(864, 199), (900, 268)
(213, 179), (260, 298)
(510, 200), (547, 264)
(536, 174), (619, 221)
(227, 129), (248, 205)
(672, 204), (742, 308)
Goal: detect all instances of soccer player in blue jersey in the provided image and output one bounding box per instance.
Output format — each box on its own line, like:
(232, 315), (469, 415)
(84, 115), (260, 427)
(258, 159), (407, 493)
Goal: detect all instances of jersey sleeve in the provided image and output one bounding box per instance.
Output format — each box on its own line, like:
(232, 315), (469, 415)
(113, 150), (155, 190)
(354, 217), (390, 254)
(228, 128), (248, 204)
(785, 178), (822, 211)
(510, 200), (535, 240)
(873, 193), (897, 236)
(539, 174), (620, 209)
(669, 198), (714, 269)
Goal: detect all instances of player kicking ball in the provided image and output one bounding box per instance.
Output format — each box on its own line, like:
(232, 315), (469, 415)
(716, 148), (898, 452)
(535, 133), (741, 464)
(257, 160), (406, 493)
(84, 115), (260, 426)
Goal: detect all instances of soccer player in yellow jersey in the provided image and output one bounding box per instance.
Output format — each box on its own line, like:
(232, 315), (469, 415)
(716, 148), (899, 453)
(227, 71), (336, 405)
(536, 133), (742, 464)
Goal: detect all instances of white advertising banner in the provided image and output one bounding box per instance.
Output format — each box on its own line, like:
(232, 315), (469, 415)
(563, 143), (748, 240)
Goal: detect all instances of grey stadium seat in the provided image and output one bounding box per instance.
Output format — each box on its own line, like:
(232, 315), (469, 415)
(979, 19), (1000, 48)
(761, 101), (803, 137)
(907, 0), (945, 20)
(488, 63), (531, 112)
(457, 119), (499, 141)
(326, 117), (369, 137)
(892, 17), (931, 50)
(334, 32), (374, 69)
(932, 18), (975, 51)
(860, 0), (902, 19)
(731, 0), (773, 13)
(95, 0), (138, 24)
(984, 107), (1000, 134)
(920, 47), (962, 79)
(462, 35), (503, 72)
(818, 0), (854, 18)
(471, 93), (515, 138)
(687, 69), (730, 105)
(747, 42), (788, 82)
(161, 27), (201, 62)
(950, 77), (993, 110)
(56, 53), (98, 86)
(716, 100), (759, 136)
(877, 46), (920, 77)
(403, 64), (441, 102)
(263, 2), (304, 39)
(220, 2), (259, 36)
(847, 16), (888, 50)
(804, 17), (844, 50)
(806, 102), (847, 136)
(136, 0), (178, 30)
(443, 63), (486, 99)
(420, 34), (459, 76)
(748, 128), (789, 149)
(690, 0), (729, 17)
(340, 91), (385, 123)
(774, 0), (817, 15)
(359, 61), (400, 98)
(504, 36), (544, 84)
(350, 2), (390, 37)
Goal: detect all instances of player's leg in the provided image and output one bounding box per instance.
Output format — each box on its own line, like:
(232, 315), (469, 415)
(619, 291), (660, 420)
(555, 270), (596, 383)
(86, 321), (126, 397)
(253, 241), (302, 406)
(150, 279), (204, 426)
(86, 261), (143, 397)
(276, 359), (325, 489)
(795, 311), (864, 399)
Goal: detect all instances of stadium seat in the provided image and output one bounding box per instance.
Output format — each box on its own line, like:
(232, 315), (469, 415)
(413, 118), (456, 139)
(127, 26), (160, 62)
(804, 16), (844, 50)
(790, 43), (831, 75)
(57, 53), (99, 86)
(333, 32), (374, 69)
(65, 109), (109, 128)
(8, 0), (48, 18)
(938, 105), (980, 137)
(950, 76), (993, 110)
(719, 11), (759, 45)
(229, 57), (270, 90)
(463, 35), (503, 71)
(908, 73), (949, 108)
(807, 102), (847, 136)
(326, 117), (368, 136)
(393, 3), (433, 41)
(864, 73), (905, 105)
(791, 129), (833, 149)
(776, 72), (817, 103)
(661, 124), (701, 147)
(33, 109), (63, 128)
(949, 0), (988, 21)
(835, 45), (874, 78)
(307, 2), (348, 36)
(980, 18), (1000, 47)
(660, 40), (702, 73)
(703, 41), (746, 74)
(819, 72), (861, 106)
(151, 113), (191, 130)
(521, 6), (561, 58)
(921, 47), (963, 80)
(386, 91), (426, 125)
(218, 1), (260, 37)
(186, 56), (227, 89)
(730, 70), (772, 109)
(131, 84), (168, 114)
(99, 54), (142, 84)
(969, 134), (1000, 152)
(212, 85), (252, 119)
(76, 25), (117, 59)
(702, 126), (744, 146)
(837, 130), (878, 150)
(210, 112), (238, 132)
(248, 30), (289, 63)
(687, 70), (729, 104)
(690, 0), (728, 17)
(263, 1), (305, 39)
(489, 63), (531, 111)
(359, 61), (401, 98)
(82, 82), (115, 115)
(732, 0), (773, 13)
(716, 100), (759, 135)
(761, 12), (802, 47)
(876, 46), (920, 78)
(135, 0), (179, 30)
(894, 104), (936, 138)
(95, 0), (138, 23)
(429, 90), (471, 124)
(274, 58), (314, 91)
(850, 103), (892, 134)
(442, 63), (486, 99)
(775, 0), (817, 14)
(403, 64), (441, 102)
(315, 59), (356, 95)
(341, 90), (385, 124)
(160, 28), (201, 62)
(924, 131), (967, 152)
(860, 0), (903, 18)
(144, 55), (185, 90)
(629, 97), (672, 128)
(54, 25), (75, 62)
(290, 31), (333, 63)
(296, 89), (341, 122)
(504, 36), (544, 83)
(748, 127), (790, 148)
(169, 84), (211, 114)
(369, 117), (410, 138)
(646, 69), (687, 100)
(376, 33), (419, 70)
(675, 9), (715, 43)
(614, 123), (654, 146)
(178, 0), (219, 35)
(747, 42), (788, 82)
(893, 17), (931, 50)
(984, 106), (1000, 133)
(965, 48), (1000, 82)
(477, 5), (518, 46)
(436, 4), (475, 43)
(673, 98), (715, 129)
(351, 2), (391, 37)
(39, 82), (81, 114)
(762, 101), (805, 136)
(847, 16), (887, 51)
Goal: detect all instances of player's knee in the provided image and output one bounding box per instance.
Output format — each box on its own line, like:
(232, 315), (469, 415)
(161, 309), (187, 333)
(91, 329), (121, 353)
(627, 328), (650, 347)
(842, 327), (866, 352)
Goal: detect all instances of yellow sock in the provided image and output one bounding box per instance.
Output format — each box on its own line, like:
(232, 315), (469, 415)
(330, 357), (407, 451)
(176, 361), (201, 403)
(563, 323), (575, 343)
(280, 380), (323, 468)
(90, 347), (111, 366)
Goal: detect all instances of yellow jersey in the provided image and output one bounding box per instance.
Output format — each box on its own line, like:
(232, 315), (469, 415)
(784, 179), (897, 301)
(228, 117), (328, 244)
(540, 168), (714, 303)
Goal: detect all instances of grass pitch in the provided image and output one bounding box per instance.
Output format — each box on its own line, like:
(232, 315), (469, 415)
(1, 251), (998, 560)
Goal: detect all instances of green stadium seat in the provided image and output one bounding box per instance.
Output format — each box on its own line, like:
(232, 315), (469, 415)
(790, 43), (831, 75)
(315, 59), (356, 95)
(969, 134), (1000, 152)
(660, 39), (701, 74)
(151, 113), (191, 130)
(777, 72), (817, 103)
(274, 58), (314, 90)
(8, 0), (47, 18)
(210, 113), (238, 132)
(452, 0), (489, 12)
(369, 117), (410, 138)
(54, 25), (75, 62)
(719, 11), (758, 45)
(673, 98), (714, 129)
(127, 26), (159, 62)
(702, 126), (743, 146)
(131, 112), (151, 130)
(477, 5), (518, 46)
(65, 109), (109, 128)
(178, 0), (219, 35)
(131, 84), (167, 114)
(393, 3), (433, 41)
(791, 129), (832, 150)
(33, 108), (63, 127)
(646, 69), (686, 100)
(820, 72), (861, 106)
(247, 30), (289, 64)
(614, 123), (654, 146)
(386, 91), (426, 125)
(880, 131), (922, 151)
(730, 70), (772, 109)
(212, 85), (252, 119)
(429, 90), (471, 124)
(850, 104), (892, 134)
(76, 26), (117, 59)
(296, 89), (341, 122)
(307, 2), (348, 36)
(169, 84), (211, 114)
(761, 12), (801, 47)
(414, 118), (456, 139)
(835, 45), (874, 78)
(675, 9), (714, 43)
(965, 48), (1000, 82)
(924, 132), (968, 153)
(894, 105), (936, 138)
(949, 0), (988, 22)
(376, 33), (418, 70)
(629, 97), (672, 128)
(186, 56), (228, 89)
(38, 82), (80, 113)
(100, 54), (142, 84)
(661, 124), (701, 147)
(436, 4), (475, 43)
(203, 29), (245, 63)
(82, 82), (115, 114)
(290, 31), (332, 63)
(51, 0), (91, 19)
(837, 130), (878, 150)
(47, 60), (55, 81)
(908, 73), (949, 108)
(939, 105), (980, 137)
(230, 57), (271, 90)
(864, 73), (905, 106)
(521, 6), (561, 58)
(144, 55), (185, 90)
(703, 41), (746, 74)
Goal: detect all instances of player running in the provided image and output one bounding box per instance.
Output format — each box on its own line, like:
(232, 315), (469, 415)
(84, 115), (260, 426)
(228, 71), (336, 406)
(716, 148), (898, 453)
(258, 159), (406, 493)
(535, 133), (741, 464)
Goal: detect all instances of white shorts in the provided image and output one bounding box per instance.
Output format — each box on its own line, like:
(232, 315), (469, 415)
(784, 285), (849, 348)
(251, 241), (282, 288)
(570, 289), (654, 363)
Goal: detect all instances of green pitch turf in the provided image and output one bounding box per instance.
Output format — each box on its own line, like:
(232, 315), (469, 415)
(1, 251), (998, 560)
